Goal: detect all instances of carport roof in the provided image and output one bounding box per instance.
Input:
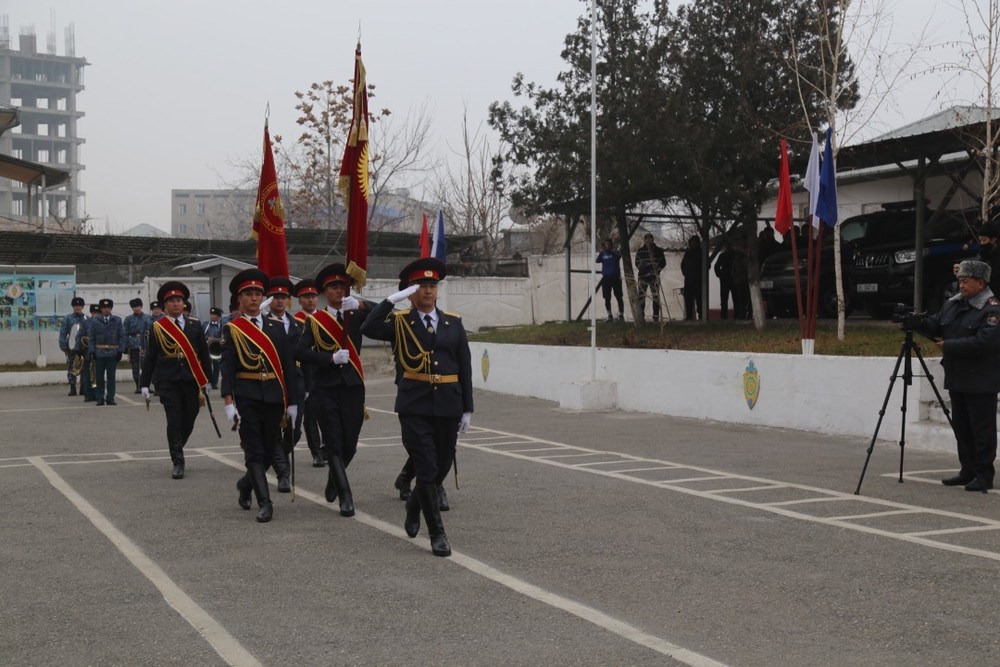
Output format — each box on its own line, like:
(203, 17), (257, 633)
(0, 153), (70, 187)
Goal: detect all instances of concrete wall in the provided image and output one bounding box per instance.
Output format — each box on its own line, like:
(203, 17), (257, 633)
(469, 342), (936, 443)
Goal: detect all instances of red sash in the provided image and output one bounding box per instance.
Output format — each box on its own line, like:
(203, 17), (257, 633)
(154, 318), (209, 388)
(228, 316), (289, 408)
(310, 309), (364, 380)
(293, 311), (310, 324)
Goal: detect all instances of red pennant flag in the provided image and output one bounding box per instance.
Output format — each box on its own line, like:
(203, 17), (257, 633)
(252, 120), (289, 278)
(339, 42), (370, 287)
(774, 139), (793, 243)
(419, 213), (430, 257)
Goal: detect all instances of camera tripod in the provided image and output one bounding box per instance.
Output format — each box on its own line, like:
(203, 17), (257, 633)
(854, 325), (963, 494)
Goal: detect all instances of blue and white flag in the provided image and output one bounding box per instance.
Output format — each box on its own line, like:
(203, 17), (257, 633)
(431, 209), (448, 263)
(803, 132), (821, 229)
(816, 127), (838, 227)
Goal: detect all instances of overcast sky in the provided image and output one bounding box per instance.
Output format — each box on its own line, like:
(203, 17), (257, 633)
(3, 0), (980, 234)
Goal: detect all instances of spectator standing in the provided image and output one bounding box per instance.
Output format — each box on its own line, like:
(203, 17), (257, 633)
(635, 233), (667, 322)
(595, 239), (625, 322)
(714, 241), (735, 320)
(681, 236), (702, 320)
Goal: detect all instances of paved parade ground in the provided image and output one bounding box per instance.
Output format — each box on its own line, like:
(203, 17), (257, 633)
(3, 373), (1000, 666)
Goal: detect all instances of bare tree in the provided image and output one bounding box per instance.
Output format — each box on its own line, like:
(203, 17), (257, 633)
(432, 107), (510, 261)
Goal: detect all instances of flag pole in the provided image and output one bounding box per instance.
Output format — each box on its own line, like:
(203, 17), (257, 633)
(588, 0), (597, 380)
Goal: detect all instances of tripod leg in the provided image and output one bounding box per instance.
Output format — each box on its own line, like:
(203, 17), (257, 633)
(855, 342), (908, 495)
(898, 369), (909, 484)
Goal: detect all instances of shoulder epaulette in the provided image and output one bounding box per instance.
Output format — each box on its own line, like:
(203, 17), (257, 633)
(988, 297), (1000, 307)
(188, 316), (200, 322)
(442, 310), (462, 318)
(394, 308), (412, 317)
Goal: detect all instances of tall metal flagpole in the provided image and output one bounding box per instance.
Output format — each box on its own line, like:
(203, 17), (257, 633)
(589, 0), (597, 379)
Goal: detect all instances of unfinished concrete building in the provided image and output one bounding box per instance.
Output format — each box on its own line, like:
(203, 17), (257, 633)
(0, 16), (87, 232)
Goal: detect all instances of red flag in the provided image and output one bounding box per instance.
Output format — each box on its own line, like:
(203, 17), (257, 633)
(252, 120), (289, 278)
(339, 42), (370, 287)
(419, 213), (430, 257)
(774, 139), (793, 243)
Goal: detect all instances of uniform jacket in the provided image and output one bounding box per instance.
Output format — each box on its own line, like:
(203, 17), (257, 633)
(59, 312), (88, 352)
(220, 314), (299, 407)
(635, 244), (666, 280)
(87, 315), (126, 358)
(361, 299), (473, 418)
(296, 302), (375, 389)
(916, 288), (1000, 393)
(203, 319), (223, 341)
(123, 313), (153, 351)
(140, 316), (211, 388)
(268, 311), (306, 397)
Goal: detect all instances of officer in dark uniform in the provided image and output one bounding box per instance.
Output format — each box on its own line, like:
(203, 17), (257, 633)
(140, 281), (212, 480)
(59, 296), (88, 396)
(203, 307), (224, 389)
(293, 278), (325, 468)
(221, 268), (299, 523)
(88, 298), (125, 406)
(296, 263), (376, 517)
(78, 304), (100, 402)
(263, 276), (301, 493)
(123, 298), (153, 394)
(361, 258), (474, 557)
(913, 259), (1000, 492)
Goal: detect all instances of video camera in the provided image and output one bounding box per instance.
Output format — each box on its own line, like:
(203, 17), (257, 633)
(891, 303), (924, 329)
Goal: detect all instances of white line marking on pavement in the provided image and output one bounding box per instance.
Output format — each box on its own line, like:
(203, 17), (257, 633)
(195, 449), (730, 667)
(27, 457), (262, 667)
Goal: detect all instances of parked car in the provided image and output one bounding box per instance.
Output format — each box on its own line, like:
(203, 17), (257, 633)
(759, 215), (867, 318)
(850, 205), (979, 318)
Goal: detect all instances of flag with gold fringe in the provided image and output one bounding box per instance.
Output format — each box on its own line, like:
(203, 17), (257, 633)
(339, 42), (370, 287)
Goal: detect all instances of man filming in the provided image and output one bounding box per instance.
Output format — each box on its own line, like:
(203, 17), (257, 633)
(912, 259), (1000, 492)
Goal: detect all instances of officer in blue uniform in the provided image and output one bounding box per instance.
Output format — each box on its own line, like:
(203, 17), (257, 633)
(361, 258), (474, 557)
(59, 296), (88, 396)
(203, 307), (224, 389)
(221, 268), (299, 523)
(123, 297), (153, 394)
(77, 304), (99, 402)
(88, 298), (125, 406)
(914, 259), (1000, 492)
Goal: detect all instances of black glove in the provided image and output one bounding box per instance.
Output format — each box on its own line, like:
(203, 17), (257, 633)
(115, 352), (123, 362)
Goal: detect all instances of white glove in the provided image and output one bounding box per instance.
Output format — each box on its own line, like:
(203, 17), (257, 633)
(458, 412), (472, 433)
(225, 403), (239, 425)
(387, 284), (419, 304)
(332, 349), (351, 365)
(340, 295), (360, 311)
(141, 387), (150, 400)
(286, 405), (298, 423)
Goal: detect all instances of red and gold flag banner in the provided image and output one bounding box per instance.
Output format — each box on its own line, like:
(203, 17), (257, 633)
(252, 121), (289, 279)
(338, 43), (370, 288)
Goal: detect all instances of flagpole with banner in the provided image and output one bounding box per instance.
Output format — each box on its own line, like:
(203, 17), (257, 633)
(339, 42), (370, 288)
(252, 119), (289, 279)
(419, 213), (430, 258)
(774, 140), (805, 342)
(431, 209), (448, 263)
(801, 132), (821, 355)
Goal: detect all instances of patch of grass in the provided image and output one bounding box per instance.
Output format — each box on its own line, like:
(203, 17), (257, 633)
(470, 319), (933, 357)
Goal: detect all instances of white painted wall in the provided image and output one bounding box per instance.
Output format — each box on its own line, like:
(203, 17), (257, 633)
(470, 342), (941, 446)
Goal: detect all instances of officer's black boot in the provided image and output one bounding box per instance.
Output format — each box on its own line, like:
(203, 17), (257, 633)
(417, 483), (451, 557)
(324, 454), (338, 503)
(404, 488), (421, 537)
(437, 484), (450, 511)
(68, 382), (77, 396)
(169, 442), (185, 479)
(272, 447), (291, 493)
(236, 473), (252, 510)
(249, 463), (273, 523)
(328, 455), (355, 517)
(394, 472), (413, 501)
(305, 419), (325, 467)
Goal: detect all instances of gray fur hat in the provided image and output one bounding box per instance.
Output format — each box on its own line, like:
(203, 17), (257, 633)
(957, 259), (992, 283)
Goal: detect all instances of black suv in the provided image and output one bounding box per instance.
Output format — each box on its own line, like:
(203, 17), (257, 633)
(759, 215), (867, 318)
(850, 205), (979, 317)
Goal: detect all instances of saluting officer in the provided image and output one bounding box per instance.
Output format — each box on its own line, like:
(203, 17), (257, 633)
(88, 298), (125, 406)
(140, 282), (212, 480)
(59, 296), (88, 396)
(263, 276), (301, 493)
(221, 269), (299, 523)
(123, 298), (153, 394)
(293, 278), (325, 468)
(296, 263), (376, 517)
(361, 258), (474, 557)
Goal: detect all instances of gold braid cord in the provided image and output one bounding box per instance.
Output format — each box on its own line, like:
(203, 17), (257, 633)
(393, 313), (432, 374)
(229, 326), (270, 373)
(153, 325), (181, 357)
(309, 318), (341, 352)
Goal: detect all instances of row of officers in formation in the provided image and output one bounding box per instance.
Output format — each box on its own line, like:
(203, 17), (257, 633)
(56, 258), (473, 558)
